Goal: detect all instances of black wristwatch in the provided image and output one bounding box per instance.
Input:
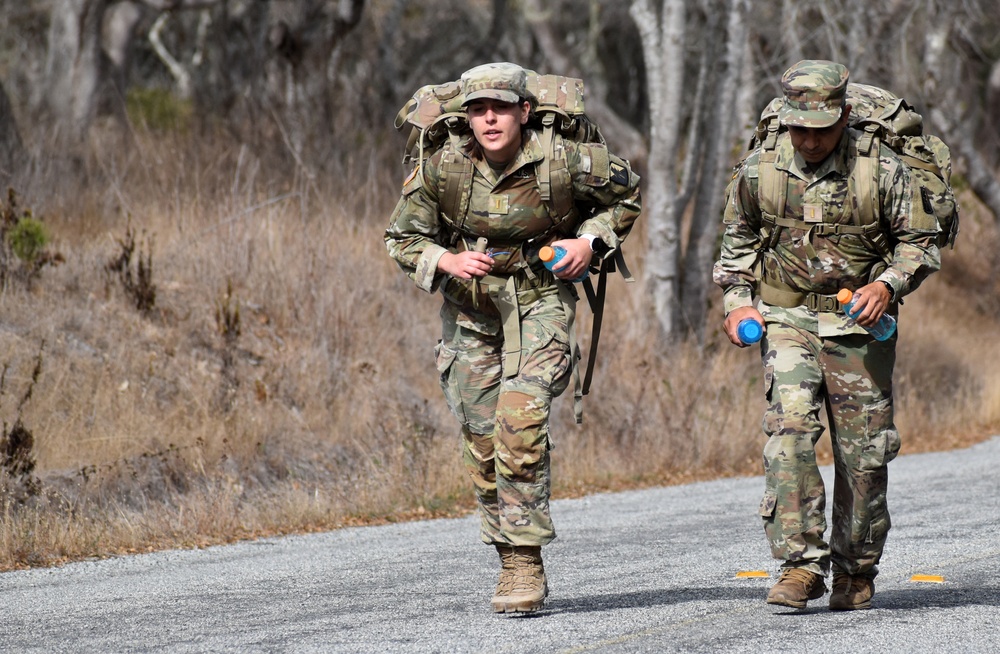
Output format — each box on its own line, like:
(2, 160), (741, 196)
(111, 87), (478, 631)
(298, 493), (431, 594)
(879, 280), (894, 301)
(589, 237), (610, 257)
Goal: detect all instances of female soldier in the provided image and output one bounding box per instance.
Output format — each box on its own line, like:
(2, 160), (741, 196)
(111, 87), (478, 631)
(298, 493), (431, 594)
(385, 62), (640, 613)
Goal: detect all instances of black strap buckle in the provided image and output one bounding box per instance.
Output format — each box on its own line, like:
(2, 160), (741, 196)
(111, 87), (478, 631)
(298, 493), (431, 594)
(805, 293), (839, 312)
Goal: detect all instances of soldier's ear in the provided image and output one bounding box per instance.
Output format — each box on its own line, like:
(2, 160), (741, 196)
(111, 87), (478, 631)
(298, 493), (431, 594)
(520, 100), (530, 125)
(842, 105), (852, 124)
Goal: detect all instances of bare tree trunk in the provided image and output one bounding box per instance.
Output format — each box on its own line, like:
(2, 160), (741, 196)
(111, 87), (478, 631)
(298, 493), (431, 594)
(149, 13), (194, 99)
(43, 0), (109, 146)
(922, 1), (1000, 221)
(780, 0), (803, 64)
(0, 78), (25, 186)
(264, 0), (365, 170)
(630, 0), (686, 341)
(103, 1), (143, 123)
(680, 0), (748, 342)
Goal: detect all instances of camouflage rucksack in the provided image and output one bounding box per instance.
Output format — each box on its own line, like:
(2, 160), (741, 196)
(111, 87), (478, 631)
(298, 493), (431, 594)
(749, 83), (959, 267)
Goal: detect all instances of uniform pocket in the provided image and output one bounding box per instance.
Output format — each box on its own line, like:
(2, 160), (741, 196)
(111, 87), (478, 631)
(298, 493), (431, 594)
(759, 491), (777, 518)
(519, 321), (572, 397)
(434, 341), (466, 423)
(762, 364), (784, 437)
(860, 397), (901, 470)
(910, 170), (955, 234)
(763, 365), (775, 401)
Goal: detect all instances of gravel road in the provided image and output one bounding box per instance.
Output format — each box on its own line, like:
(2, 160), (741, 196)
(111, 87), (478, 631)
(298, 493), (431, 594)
(2, 436), (998, 653)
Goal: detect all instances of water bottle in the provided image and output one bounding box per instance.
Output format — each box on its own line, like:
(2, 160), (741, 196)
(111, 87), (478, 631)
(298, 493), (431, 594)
(737, 318), (763, 344)
(539, 245), (588, 283)
(836, 288), (896, 341)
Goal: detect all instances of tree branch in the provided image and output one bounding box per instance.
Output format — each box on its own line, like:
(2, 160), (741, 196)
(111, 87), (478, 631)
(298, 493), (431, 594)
(148, 13), (191, 98)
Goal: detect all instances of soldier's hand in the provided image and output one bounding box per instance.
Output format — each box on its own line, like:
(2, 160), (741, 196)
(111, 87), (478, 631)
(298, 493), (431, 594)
(438, 251), (493, 279)
(548, 238), (593, 280)
(724, 306), (765, 348)
(849, 282), (892, 328)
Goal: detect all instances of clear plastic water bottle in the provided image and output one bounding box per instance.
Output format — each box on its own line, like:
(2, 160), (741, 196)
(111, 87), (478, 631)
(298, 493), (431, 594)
(539, 245), (588, 283)
(737, 318), (763, 344)
(836, 288), (896, 341)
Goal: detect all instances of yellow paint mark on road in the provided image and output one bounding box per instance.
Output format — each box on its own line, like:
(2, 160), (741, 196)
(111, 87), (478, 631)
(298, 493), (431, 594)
(910, 574), (945, 583)
(735, 570), (770, 578)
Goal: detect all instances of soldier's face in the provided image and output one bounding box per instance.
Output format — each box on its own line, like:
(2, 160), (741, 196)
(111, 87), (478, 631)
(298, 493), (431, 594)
(467, 99), (530, 165)
(788, 106), (851, 164)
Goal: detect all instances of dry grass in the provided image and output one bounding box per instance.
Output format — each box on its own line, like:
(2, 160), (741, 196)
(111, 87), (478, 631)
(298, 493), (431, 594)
(1, 127), (997, 571)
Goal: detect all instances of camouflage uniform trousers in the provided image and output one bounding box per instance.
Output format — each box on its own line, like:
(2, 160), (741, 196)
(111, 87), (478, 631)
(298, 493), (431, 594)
(435, 291), (573, 547)
(758, 321), (901, 579)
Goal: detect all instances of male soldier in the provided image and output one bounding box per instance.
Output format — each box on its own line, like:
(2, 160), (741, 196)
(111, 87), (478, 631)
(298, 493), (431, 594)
(713, 60), (941, 610)
(385, 63), (640, 613)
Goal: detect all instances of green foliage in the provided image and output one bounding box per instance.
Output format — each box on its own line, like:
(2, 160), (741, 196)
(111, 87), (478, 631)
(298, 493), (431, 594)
(8, 217), (48, 263)
(0, 188), (62, 290)
(126, 87), (193, 132)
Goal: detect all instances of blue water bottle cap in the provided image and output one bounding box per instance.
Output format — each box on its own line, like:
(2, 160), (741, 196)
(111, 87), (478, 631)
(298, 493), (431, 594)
(738, 319), (763, 344)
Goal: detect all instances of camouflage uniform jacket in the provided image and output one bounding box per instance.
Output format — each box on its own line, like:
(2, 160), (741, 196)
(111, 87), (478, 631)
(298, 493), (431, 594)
(713, 127), (941, 337)
(385, 128), (641, 335)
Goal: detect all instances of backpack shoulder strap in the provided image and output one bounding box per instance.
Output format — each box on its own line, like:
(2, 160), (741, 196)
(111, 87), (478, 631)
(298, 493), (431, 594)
(850, 126), (893, 266)
(535, 118), (576, 231)
(755, 133), (787, 254)
(437, 134), (474, 240)
(850, 124), (880, 228)
(757, 148), (786, 224)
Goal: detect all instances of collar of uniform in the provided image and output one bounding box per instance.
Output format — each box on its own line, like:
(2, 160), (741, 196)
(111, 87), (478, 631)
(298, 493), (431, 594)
(774, 130), (852, 181)
(518, 129), (545, 165)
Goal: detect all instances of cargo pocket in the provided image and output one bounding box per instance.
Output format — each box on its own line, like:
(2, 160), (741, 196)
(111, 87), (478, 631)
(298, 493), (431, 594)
(860, 397), (901, 470)
(759, 491), (777, 519)
(520, 327), (572, 398)
(434, 340), (466, 424)
(762, 365), (783, 436)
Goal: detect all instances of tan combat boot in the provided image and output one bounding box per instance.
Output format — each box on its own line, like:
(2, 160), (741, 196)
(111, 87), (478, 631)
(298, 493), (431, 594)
(491, 545), (516, 613)
(766, 567), (827, 609)
(494, 546), (547, 613)
(829, 572), (875, 610)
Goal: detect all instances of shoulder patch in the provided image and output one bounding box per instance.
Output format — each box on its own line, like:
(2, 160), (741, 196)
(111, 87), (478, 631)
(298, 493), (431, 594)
(610, 161), (629, 186)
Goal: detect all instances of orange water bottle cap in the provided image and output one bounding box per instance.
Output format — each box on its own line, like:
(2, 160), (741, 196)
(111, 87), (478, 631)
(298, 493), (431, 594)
(539, 246), (555, 262)
(836, 289), (854, 305)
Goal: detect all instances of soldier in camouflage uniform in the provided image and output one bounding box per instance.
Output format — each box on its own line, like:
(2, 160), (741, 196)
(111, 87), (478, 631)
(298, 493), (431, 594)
(713, 60), (941, 611)
(384, 62), (641, 613)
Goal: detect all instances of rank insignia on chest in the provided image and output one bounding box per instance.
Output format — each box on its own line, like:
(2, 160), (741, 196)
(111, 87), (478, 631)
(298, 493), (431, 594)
(803, 203), (823, 223)
(489, 194), (510, 215)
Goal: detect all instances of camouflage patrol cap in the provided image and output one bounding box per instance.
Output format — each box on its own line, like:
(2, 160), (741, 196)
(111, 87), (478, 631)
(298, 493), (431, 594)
(460, 62), (528, 107)
(779, 60), (849, 128)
